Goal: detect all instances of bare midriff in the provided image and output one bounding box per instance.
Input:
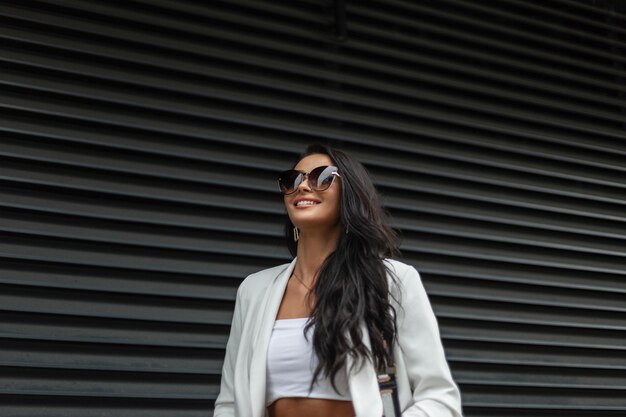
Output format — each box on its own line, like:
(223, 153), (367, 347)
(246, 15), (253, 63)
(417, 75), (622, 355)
(267, 397), (355, 417)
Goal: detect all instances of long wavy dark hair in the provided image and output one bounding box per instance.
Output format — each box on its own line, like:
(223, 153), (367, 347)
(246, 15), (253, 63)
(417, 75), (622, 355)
(283, 143), (402, 392)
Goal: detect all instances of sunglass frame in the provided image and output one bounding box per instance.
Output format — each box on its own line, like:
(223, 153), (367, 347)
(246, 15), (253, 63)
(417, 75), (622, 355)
(277, 165), (341, 195)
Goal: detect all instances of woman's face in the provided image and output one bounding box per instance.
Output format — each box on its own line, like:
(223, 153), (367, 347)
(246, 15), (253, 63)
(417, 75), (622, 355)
(284, 153), (342, 232)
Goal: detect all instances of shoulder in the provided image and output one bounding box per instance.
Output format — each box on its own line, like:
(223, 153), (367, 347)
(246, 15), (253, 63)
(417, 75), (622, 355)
(237, 261), (292, 298)
(383, 258), (420, 282)
(382, 258), (426, 304)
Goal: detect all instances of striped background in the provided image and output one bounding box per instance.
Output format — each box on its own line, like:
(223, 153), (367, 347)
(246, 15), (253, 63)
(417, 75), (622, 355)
(1, 1), (625, 416)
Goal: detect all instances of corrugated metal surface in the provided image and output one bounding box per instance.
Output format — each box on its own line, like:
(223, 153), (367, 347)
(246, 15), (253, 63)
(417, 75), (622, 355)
(1, 0), (625, 416)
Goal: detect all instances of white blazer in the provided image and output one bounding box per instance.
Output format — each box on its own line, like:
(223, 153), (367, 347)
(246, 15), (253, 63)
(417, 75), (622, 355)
(214, 257), (463, 417)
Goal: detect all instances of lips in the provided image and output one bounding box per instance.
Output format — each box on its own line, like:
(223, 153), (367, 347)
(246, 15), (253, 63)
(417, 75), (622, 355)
(293, 197), (321, 207)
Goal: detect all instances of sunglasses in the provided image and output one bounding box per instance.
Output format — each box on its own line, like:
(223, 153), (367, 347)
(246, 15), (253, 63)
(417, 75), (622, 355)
(277, 165), (341, 195)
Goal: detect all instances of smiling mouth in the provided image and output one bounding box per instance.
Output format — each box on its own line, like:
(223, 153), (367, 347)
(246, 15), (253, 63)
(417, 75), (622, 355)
(295, 201), (320, 207)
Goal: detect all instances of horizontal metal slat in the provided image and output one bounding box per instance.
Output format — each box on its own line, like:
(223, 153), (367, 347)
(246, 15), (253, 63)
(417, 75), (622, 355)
(0, 213), (281, 259)
(130, 0), (325, 26)
(547, 0), (626, 23)
(0, 259), (238, 300)
(3, 131), (626, 220)
(463, 409), (626, 417)
(5, 4), (624, 110)
(414, 257), (626, 294)
(0, 140), (271, 194)
(354, 0), (626, 77)
(4, 96), (623, 187)
(445, 0), (626, 50)
(389, 195), (626, 241)
(4, 27), (625, 129)
(376, 159), (626, 205)
(410, 235), (626, 283)
(446, 340), (626, 370)
(404, 234), (626, 275)
(396, 215), (626, 257)
(2, 397), (211, 417)
(500, 0), (626, 36)
(348, 17), (626, 95)
(8, 0), (608, 117)
(434, 297), (626, 331)
(6, 37), (626, 139)
(0, 311), (228, 348)
(0, 284), (233, 324)
(0, 339), (220, 374)
(460, 384), (626, 409)
(64, 0), (626, 92)
(0, 181), (280, 239)
(6, 57), (626, 157)
(4, 58), (625, 149)
(4, 104), (625, 185)
(442, 318), (626, 350)
(7, 171), (623, 264)
(0, 156), (279, 209)
(453, 362), (626, 390)
(4, 151), (626, 234)
(43, 0), (325, 41)
(427, 275), (626, 313)
(1, 179), (273, 218)
(0, 231), (284, 274)
(0, 366), (216, 398)
(3, 61), (620, 163)
(344, 35), (626, 110)
(0, 124), (290, 174)
(2, 87), (620, 178)
(2, 114), (619, 201)
(6, 172), (620, 276)
(377, 174), (626, 222)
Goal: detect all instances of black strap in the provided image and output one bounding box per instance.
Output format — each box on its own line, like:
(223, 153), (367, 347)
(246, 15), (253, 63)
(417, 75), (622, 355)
(377, 340), (402, 417)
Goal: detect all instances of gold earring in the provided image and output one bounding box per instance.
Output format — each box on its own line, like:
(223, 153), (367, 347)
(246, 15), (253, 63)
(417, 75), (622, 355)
(293, 226), (299, 241)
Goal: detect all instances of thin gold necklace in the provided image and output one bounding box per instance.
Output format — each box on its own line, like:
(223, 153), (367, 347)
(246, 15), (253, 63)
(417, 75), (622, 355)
(292, 272), (313, 291)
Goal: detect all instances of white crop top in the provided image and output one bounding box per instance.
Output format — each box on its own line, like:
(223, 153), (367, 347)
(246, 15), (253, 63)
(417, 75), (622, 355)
(265, 317), (352, 406)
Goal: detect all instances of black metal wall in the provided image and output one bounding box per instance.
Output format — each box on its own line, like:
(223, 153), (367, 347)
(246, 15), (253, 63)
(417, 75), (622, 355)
(1, 1), (625, 416)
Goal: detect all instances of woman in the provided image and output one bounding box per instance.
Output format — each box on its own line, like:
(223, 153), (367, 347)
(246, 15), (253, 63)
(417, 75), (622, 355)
(214, 143), (463, 417)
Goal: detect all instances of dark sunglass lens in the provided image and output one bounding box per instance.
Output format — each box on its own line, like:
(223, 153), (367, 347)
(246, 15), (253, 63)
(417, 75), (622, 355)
(310, 166), (336, 191)
(279, 170), (302, 194)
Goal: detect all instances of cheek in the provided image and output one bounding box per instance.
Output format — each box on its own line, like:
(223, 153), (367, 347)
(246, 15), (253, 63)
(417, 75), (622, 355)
(284, 200), (295, 217)
(329, 193), (341, 216)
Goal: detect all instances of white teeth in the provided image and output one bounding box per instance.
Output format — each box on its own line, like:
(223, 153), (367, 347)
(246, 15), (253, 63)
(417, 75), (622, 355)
(296, 200), (319, 206)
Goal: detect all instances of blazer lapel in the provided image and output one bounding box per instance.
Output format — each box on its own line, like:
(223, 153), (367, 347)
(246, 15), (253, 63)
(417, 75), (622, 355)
(347, 321), (384, 417)
(249, 257), (297, 417)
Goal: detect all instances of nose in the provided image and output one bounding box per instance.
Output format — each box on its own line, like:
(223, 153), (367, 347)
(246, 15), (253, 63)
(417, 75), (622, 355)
(297, 173), (312, 192)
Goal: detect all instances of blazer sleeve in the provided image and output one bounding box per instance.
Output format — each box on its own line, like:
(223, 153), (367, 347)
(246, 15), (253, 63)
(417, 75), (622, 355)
(396, 265), (463, 417)
(213, 284), (245, 417)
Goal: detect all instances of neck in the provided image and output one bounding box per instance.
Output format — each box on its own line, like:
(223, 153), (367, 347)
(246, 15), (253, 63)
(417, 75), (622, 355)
(294, 224), (341, 287)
